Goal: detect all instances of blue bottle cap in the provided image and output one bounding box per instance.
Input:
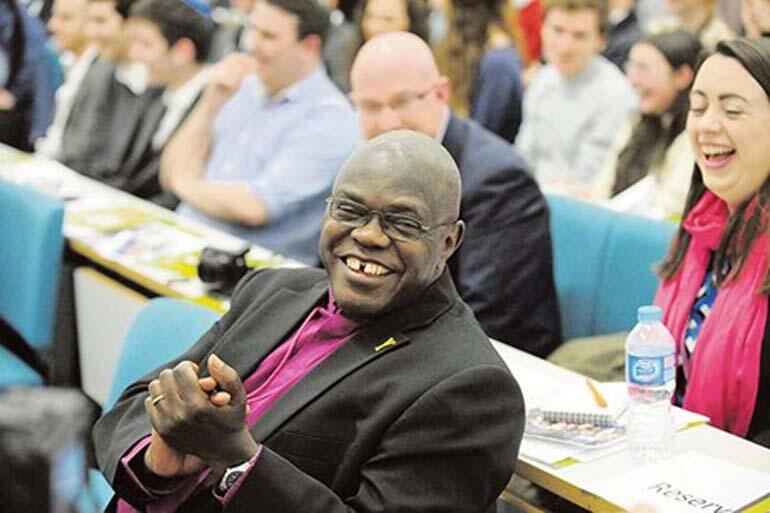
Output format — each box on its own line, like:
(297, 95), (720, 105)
(637, 305), (662, 322)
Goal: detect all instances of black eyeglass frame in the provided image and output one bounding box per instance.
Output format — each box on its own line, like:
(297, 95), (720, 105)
(325, 196), (456, 241)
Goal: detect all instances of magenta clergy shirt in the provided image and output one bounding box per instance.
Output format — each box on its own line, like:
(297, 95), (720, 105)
(116, 290), (357, 513)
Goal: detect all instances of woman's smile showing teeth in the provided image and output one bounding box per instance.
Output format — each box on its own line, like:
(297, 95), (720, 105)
(700, 144), (736, 169)
(344, 256), (393, 277)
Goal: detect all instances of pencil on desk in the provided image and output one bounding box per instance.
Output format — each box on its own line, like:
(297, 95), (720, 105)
(585, 378), (608, 409)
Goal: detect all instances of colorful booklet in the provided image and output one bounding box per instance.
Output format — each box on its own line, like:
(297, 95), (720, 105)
(525, 381), (629, 448)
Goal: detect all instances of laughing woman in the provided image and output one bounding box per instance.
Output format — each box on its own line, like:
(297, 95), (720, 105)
(655, 37), (770, 446)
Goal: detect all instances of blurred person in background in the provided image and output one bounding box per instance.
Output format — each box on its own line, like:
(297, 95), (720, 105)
(162, 0), (359, 264)
(516, 0), (637, 193)
(350, 32), (561, 357)
(742, 0), (770, 37)
(57, 0), (162, 183)
(331, 0), (430, 92)
(592, 30), (700, 219)
(0, 0), (55, 151)
(435, 0), (525, 143)
(602, 0), (642, 69)
(111, 0), (214, 207)
(651, 0), (733, 49)
(36, 0), (97, 158)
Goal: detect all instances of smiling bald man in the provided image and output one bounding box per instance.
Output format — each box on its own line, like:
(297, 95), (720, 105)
(94, 130), (525, 513)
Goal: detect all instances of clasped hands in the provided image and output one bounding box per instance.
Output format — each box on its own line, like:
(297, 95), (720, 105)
(143, 354), (258, 479)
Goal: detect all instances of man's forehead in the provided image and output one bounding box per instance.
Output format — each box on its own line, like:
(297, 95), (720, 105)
(251, 1), (300, 31)
(546, 7), (600, 30)
(353, 69), (435, 100)
(338, 156), (435, 201)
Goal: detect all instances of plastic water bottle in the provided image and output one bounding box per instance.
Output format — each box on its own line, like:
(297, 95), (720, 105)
(625, 305), (676, 460)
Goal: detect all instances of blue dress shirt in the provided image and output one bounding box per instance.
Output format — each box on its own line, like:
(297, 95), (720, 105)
(177, 68), (359, 264)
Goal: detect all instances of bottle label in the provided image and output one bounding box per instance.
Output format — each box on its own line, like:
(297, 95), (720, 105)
(627, 353), (675, 386)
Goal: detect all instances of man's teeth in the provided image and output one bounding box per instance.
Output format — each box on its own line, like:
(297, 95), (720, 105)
(345, 257), (390, 276)
(702, 145), (734, 157)
(347, 256), (362, 271)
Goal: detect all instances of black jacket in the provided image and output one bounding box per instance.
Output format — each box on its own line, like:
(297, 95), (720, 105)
(94, 267), (525, 513)
(443, 113), (561, 357)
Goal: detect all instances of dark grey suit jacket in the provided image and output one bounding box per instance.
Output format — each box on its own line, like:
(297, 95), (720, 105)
(59, 60), (161, 181)
(443, 114), (561, 357)
(94, 267), (525, 513)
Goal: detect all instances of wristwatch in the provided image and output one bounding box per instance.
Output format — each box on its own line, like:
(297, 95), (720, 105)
(215, 459), (252, 497)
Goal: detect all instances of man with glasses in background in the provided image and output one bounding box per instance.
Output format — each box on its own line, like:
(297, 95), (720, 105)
(348, 31), (561, 357)
(94, 130), (525, 513)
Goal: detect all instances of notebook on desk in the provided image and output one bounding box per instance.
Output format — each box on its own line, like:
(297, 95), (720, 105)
(525, 381), (629, 448)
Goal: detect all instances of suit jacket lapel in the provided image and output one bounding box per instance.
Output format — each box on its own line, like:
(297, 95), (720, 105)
(125, 96), (166, 170)
(214, 278), (329, 377)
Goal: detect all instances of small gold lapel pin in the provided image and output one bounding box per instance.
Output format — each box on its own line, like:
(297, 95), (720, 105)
(374, 337), (397, 352)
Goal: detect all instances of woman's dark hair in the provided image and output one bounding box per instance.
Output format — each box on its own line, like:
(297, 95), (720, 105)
(434, 0), (522, 115)
(659, 38), (770, 295)
(612, 30), (701, 196)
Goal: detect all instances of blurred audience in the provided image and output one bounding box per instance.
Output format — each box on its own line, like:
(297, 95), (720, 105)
(435, 0), (525, 143)
(652, 0), (734, 48)
(516, 0), (637, 193)
(56, 0), (161, 181)
(592, 30), (700, 219)
(742, 0), (770, 37)
(331, 0), (430, 92)
(163, 0), (358, 264)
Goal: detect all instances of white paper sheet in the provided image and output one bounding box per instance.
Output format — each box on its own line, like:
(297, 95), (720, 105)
(590, 451), (770, 512)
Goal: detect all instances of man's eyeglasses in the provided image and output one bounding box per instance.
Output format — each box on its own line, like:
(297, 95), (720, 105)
(350, 83), (440, 116)
(326, 197), (453, 242)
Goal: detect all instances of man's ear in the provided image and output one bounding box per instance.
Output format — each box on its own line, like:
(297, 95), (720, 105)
(301, 33), (322, 55)
(442, 219), (465, 259)
(674, 64), (695, 91)
(171, 38), (197, 65)
(436, 75), (452, 103)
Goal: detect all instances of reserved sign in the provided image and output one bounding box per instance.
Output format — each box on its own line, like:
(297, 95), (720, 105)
(591, 452), (770, 512)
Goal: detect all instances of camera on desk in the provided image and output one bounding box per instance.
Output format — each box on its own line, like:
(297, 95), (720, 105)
(198, 245), (251, 296)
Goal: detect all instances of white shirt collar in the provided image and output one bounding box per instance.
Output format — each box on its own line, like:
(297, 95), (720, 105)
(162, 66), (210, 109)
(435, 106), (451, 142)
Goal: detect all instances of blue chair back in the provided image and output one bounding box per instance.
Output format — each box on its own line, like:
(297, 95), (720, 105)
(547, 195), (677, 340)
(105, 297), (221, 408)
(0, 180), (64, 387)
(0, 179), (65, 349)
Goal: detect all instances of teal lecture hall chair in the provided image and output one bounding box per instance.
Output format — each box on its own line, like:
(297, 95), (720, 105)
(86, 297), (221, 511)
(0, 179), (65, 387)
(546, 194), (678, 341)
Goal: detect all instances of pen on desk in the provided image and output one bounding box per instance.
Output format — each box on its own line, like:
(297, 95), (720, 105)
(586, 378), (608, 409)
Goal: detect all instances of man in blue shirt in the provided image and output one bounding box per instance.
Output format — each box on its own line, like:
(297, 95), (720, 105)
(161, 0), (359, 265)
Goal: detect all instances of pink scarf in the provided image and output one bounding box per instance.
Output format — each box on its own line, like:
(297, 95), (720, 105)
(654, 190), (768, 436)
